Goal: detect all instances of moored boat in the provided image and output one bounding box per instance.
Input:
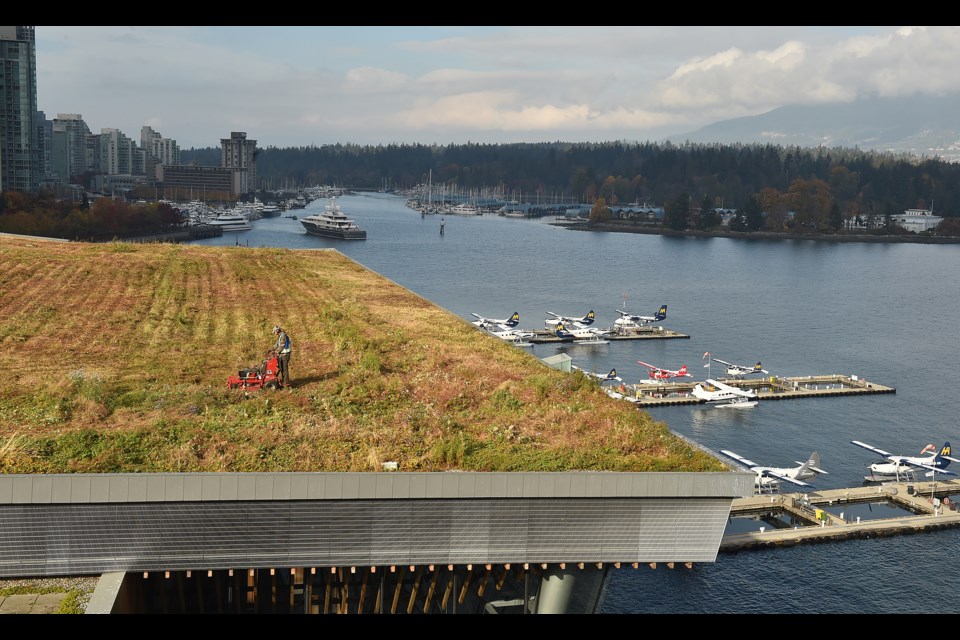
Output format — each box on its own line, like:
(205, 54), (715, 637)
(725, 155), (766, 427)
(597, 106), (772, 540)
(205, 212), (252, 232)
(299, 197), (367, 240)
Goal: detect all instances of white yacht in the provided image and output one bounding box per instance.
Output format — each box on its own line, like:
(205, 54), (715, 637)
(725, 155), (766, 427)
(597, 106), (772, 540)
(300, 197), (367, 240)
(206, 212), (252, 232)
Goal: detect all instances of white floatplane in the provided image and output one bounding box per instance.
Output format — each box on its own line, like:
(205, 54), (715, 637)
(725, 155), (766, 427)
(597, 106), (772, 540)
(545, 310), (596, 330)
(471, 311), (520, 329)
(572, 367), (621, 382)
(691, 378), (758, 408)
(710, 358), (768, 379)
(614, 304), (666, 331)
(719, 449), (827, 493)
(851, 440), (959, 482)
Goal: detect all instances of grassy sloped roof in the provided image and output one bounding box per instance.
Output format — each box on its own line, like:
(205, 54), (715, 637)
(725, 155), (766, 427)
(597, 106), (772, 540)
(0, 236), (725, 474)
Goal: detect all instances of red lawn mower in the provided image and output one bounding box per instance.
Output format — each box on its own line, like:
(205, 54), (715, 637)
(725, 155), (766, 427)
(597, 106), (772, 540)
(227, 349), (284, 390)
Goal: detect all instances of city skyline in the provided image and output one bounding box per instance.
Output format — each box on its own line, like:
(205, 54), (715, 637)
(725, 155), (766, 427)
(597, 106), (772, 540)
(33, 26), (960, 149)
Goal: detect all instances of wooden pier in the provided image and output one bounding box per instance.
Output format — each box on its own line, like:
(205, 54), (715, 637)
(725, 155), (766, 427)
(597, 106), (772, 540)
(721, 479), (960, 551)
(617, 374), (895, 407)
(527, 326), (689, 344)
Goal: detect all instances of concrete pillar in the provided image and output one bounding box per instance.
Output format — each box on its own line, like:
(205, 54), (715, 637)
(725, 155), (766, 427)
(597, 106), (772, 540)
(536, 569), (576, 614)
(533, 565), (607, 614)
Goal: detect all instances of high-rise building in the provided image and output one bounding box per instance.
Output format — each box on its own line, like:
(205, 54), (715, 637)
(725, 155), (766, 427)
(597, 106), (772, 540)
(37, 110), (54, 183)
(141, 126), (180, 181)
(0, 26), (39, 192)
(221, 132), (257, 193)
(99, 127), (136, 176)
(52, 114), (93, 181)
(141, 126), (180, 166)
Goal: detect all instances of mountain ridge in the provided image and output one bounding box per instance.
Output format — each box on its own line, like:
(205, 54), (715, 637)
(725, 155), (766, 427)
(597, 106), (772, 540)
(665, 93), (960, 160)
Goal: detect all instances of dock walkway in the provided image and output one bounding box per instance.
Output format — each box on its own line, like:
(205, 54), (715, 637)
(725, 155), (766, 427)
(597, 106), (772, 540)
(721, 479), (960, 551)
(527, 326), (688, 343)
(619, 374), (894, 407)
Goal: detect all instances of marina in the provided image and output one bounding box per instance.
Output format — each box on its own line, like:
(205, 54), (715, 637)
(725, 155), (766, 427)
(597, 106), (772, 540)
(187, 192), (960, 613)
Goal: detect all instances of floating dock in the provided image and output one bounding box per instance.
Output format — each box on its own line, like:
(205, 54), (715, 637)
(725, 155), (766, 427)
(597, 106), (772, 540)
(616, 374), (894, 407)
(721, 479), (960, 551)
(527, 326), (689, 343)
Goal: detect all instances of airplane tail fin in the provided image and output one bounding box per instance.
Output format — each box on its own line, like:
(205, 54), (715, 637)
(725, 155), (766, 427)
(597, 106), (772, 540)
(607, 368), (618, 380)
(505, 312), (520, 327)
(803, 452), (829, 475)
(677, 365), (688, 376)
(754, 362), (764, 372)
(935, 442), (953, 468)
(581, 310), (596, 325)
(655, 305), (667, 321)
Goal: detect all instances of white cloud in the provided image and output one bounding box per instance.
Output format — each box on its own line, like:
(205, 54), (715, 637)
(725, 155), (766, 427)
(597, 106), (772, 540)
(33, 26), (960, 147)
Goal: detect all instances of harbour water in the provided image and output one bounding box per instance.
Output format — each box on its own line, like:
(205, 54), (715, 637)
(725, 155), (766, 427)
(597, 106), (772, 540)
(191, 191), (960, 613)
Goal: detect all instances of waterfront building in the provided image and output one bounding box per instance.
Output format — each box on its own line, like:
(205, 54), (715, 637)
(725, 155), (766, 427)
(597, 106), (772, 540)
(221, 131), (257, 193)
(0, 470), (751, 613)
(0, 26), (39, 192)
(894, 208), (943, 233)
(160, 164), (249, 199)
(91, 173), (142, 196)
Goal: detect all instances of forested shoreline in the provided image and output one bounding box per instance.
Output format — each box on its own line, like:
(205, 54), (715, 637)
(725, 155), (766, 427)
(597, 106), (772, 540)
(184, 141), (960, 226)
(5, 140), (960, 240)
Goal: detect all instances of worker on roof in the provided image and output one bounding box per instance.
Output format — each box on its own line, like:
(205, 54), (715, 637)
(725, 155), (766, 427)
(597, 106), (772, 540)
(272, 325), (292, 387)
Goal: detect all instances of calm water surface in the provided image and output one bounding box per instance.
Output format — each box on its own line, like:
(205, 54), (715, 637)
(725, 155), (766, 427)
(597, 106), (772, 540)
(193, 192), (960, 613)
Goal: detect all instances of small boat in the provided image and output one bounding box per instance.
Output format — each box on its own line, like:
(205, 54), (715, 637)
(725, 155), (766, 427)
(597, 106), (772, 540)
(300, 197), (366, 240)
(447, 202), (481, 215)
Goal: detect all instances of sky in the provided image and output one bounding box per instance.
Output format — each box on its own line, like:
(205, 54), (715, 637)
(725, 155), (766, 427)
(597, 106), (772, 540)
(33, 26), (960, 150)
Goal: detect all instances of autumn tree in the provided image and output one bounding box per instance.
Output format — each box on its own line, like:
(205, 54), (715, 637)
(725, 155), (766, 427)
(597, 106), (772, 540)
(589, 196), (612, 223)
(786, 178), (833, 228)
(757, 187), (785, 229)
(599, 176), (619, 205)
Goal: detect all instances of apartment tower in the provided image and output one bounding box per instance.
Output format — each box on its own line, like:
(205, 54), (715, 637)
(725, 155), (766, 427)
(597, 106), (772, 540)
(0, 26), (39, 192)
(220, 131), (256, 193)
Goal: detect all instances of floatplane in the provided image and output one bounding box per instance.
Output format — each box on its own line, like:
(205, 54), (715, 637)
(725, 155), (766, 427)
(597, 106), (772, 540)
(719, 449), (828, 493)
(472, 312), (535, 347)
(470, 311), (520, 329)
(561, 323), (611, 345)
(614, 304), (667, 331)
(851, 440), (959, 482)
(572, 367), (621, 382)
(636, 360), (692, 382)
(545, 310), (596, 330)
(710, 358), (768, 379)
(691, 378), (758, 408)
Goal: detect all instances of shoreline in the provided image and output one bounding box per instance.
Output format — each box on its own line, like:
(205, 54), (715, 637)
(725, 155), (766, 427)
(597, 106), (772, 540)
(556, 222), (960, 244)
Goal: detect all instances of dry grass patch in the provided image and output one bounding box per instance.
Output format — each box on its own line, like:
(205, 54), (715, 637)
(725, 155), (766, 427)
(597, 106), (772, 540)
(0, 235), (725, 474)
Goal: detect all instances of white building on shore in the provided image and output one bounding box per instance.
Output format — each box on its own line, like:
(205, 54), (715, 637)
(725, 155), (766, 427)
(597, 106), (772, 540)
(893, 208), (942, 233)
